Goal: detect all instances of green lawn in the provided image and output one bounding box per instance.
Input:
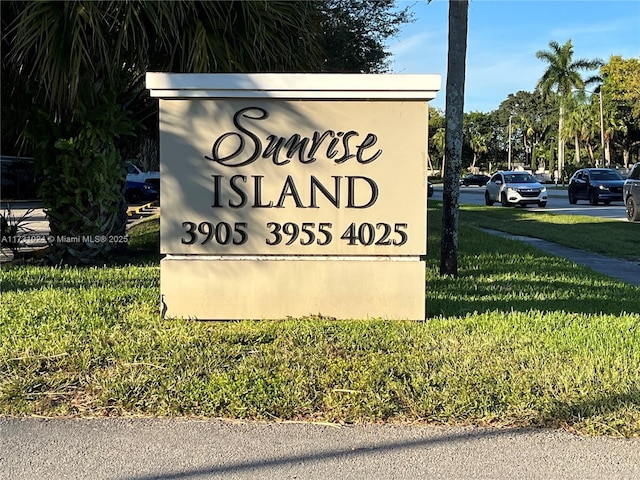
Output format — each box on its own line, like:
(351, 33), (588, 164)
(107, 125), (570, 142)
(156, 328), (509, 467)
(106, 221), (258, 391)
(1, 207), (638, 437)
(460, 203), (639, 261)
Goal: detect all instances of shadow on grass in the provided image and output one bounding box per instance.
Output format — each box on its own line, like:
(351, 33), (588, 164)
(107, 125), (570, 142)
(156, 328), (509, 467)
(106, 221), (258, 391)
(0, 217), (161, 294)
(427, 262), (640, 318)
(426, 208), (640, 318)
(427, 250), (640, 317)
(546, 388), (640, 437)
(0, 254), (160, 295)
(427, 279), (639, 317)
(459, 203), (640, 262)
(0, 266), (159, 294)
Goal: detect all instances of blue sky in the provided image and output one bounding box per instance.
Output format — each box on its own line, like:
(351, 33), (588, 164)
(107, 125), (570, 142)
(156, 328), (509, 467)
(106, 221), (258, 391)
(388, 0), (640, 113)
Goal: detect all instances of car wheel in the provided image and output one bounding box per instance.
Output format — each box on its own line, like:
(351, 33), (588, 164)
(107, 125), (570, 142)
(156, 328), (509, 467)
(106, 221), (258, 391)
(501, 192), (511, 207)
(538, 201), (547, 208)
(627, 196), (640, 222)
(484, 191), (494, 206)
(568, 191), (577, 204)
(589, 191), (599, 206)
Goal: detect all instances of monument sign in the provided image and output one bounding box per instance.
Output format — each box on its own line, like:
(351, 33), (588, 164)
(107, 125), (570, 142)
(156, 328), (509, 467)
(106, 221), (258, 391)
(147, 73), (440, 320)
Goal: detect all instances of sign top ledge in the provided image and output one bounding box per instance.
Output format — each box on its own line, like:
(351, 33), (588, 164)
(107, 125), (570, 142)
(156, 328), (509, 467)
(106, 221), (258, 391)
(146, 72), (441, 99)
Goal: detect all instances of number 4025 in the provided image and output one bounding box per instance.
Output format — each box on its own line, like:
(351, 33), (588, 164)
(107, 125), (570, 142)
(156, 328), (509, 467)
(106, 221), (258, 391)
(340, 222), (407, 246)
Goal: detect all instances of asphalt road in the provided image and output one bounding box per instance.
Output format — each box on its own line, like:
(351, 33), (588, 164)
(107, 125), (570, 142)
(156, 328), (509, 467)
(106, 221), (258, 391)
(432, 185), (629, 221)
(2, 418), (639, 480)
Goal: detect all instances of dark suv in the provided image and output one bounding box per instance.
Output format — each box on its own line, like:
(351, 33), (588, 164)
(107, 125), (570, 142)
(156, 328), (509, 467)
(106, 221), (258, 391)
(567, 168), (625, 205)
(623, 162), (640, 222)
(460, 173), (490, 186)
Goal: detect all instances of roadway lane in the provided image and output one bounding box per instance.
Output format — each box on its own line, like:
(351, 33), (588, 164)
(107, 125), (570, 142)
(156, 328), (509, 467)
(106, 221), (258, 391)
(2, 418), (639, 480)
(431, 185), (629, 221)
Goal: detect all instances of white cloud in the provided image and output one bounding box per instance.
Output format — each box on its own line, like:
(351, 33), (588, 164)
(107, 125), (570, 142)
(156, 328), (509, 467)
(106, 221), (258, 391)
(550, 17), (639, 39)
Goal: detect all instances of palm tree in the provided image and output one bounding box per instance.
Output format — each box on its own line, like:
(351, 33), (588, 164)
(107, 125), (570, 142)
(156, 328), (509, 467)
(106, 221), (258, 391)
(535, 40), (601, 182)
(599, 56), (640, 168)
(600, 96), (626, 167)
(431, 128), (446, 174)
(3, 1), (321, 263)
(469, 132), (489, 170)
(440, 0), (468, 277)
(562, 95), (588, 166)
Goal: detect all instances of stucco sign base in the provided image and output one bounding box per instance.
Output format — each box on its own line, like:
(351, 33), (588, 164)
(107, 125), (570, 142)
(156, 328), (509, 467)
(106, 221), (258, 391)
(161, 257), (425, 320)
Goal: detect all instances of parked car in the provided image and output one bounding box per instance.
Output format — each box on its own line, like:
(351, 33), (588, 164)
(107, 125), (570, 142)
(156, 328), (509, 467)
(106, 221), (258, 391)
(567, 168), (625, 205)
(623, 162), (640, 222)
(427, 181), (434, 197)
(484, 171), (547, 207)
(460, 173), (490, 186)
(0, 156), (40, 200)
(125, 180), (159, 204)
(127, 162), (160, 186)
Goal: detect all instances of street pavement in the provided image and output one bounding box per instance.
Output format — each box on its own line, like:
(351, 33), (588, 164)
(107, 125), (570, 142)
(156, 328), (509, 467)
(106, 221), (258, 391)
(1, 418), (639, 480)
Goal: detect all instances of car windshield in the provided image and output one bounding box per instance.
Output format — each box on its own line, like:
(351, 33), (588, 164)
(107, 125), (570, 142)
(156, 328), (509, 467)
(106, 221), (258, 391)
(504, 173), (535, 183)
(590, 170), (623, 181)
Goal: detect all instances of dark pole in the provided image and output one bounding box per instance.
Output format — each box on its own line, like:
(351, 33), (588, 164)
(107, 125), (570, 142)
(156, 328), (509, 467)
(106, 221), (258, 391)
(440, 0), (468, 277)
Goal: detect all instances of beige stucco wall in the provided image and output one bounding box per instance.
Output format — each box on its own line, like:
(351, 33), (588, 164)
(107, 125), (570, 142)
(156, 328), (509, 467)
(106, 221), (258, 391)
(160, 99), (427, 255)
(161, 256), (426, 320)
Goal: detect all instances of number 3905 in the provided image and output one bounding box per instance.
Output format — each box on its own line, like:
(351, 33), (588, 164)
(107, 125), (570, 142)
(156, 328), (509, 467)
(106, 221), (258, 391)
(181, 221), (248, 245)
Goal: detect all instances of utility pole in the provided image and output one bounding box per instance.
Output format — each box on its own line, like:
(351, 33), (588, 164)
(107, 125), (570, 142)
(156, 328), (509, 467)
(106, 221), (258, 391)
(598, 88), (606, 167)
(508, 115), (512, 170)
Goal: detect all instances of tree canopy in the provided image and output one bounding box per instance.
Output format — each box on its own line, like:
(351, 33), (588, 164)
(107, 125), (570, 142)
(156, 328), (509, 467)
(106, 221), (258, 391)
(535, 40), (602, 98)
(0, 0), (413, 264)
(600, 56), (640, 166)
(535, 39), (602, 178)
(449, 54), (638, 175)
(317, 0), (412, 73)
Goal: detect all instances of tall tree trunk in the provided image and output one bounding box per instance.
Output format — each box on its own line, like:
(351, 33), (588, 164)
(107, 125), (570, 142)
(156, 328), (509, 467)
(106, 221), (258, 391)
(440, 0), (468, 277)
(574, 134), (580, 165)
(586, 142), (595, 164)
(531, 144), (537, 171)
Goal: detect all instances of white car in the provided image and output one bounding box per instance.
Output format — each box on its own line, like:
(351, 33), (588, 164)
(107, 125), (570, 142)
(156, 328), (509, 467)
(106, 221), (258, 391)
(484, 171), (547, 207)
